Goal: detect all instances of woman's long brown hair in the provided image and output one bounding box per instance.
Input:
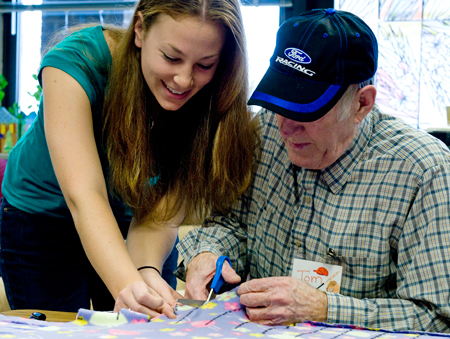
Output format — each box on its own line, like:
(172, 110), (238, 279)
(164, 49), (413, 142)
(103, 0), (254, 222)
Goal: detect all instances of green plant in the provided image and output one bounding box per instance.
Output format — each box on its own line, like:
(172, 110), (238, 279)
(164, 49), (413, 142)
(0, 73), (41, 114)
(6, 101), (26, 140)
(0, 74), (33, 140)
(8, 102), (26, 123)
(27, 74), (42, 111)
(0, 74), (41, 140)
(0, 74), (8, 106)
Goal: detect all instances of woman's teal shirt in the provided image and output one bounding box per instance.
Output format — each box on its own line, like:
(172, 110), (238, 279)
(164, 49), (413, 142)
(2, 25), (132, 221)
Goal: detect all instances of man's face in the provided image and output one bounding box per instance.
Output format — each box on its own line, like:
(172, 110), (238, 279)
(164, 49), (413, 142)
(276, 101), (357, 170)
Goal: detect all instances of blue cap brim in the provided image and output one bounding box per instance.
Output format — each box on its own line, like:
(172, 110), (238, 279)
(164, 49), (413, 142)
(248, 67), (349, 122)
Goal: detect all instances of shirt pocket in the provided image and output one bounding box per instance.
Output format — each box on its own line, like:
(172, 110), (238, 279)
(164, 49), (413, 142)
(334, 250), (394, 299)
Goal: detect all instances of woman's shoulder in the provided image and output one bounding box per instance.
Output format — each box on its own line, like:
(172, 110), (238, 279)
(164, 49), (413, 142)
(42, 25), (110, 63)
(101, 26), (124, 57)
(39, 25), (116, 106)
(55, 25), (105, 47)
(102, 29), (116, 55)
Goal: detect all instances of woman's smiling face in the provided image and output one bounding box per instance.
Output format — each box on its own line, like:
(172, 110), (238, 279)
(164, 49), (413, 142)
(134, 13), (226, 111)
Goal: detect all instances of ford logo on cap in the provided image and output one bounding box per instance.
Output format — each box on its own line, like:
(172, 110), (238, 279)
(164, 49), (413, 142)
(284, 48), (311, 64)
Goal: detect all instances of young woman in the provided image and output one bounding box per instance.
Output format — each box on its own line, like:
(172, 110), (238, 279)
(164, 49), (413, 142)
(0, 0), (254, 317)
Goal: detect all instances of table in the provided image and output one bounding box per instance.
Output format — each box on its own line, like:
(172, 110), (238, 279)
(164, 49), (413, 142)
(0, 309), (77, 322)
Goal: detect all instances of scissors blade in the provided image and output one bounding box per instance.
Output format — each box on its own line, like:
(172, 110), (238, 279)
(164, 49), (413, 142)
(205, 288), (215, 303)
(176, 299), (206, 308)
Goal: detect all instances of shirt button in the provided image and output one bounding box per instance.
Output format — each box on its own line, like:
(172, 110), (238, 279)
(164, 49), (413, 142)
(327, 248), (337, 258)
(305, 196), (311, 203)
(294, 240), (302, 247)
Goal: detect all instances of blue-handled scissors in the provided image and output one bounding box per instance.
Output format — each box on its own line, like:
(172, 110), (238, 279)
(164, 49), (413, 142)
(205, 255), (231, 303)
(176, 255), (232, 307)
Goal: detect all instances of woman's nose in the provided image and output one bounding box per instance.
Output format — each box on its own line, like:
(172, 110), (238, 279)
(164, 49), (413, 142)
(173, 67), (193, 89)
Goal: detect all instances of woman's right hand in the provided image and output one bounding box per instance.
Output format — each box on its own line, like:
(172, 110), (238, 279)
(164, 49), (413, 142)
(114, 277), (180, 318)
(123, 201), (184, 318)
(139, 267), (183, 308)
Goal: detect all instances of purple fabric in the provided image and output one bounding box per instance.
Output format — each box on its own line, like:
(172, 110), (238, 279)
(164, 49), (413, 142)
(0, 288), (449, 338)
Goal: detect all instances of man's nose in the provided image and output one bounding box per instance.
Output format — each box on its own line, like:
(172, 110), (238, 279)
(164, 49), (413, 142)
(278, 115), (305, 135)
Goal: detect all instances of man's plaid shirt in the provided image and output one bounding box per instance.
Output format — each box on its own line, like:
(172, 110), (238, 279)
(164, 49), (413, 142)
(176, 105), (450, 333)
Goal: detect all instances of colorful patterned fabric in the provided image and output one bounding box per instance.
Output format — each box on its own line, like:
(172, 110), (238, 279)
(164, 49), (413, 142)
(1, 289), (450, 338)
(175, 105), (450, 333)
(74, 307), (150, 326)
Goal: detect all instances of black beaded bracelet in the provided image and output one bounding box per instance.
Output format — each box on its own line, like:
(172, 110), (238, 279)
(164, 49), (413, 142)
(137, 266), (161, 275)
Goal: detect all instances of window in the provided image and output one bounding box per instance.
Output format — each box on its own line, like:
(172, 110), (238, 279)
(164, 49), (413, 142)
(14, 2), (279, 116)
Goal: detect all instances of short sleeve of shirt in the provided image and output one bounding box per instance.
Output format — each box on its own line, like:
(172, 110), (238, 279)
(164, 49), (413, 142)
(1, 25), (120, 219)
(39, 25), (112, 108)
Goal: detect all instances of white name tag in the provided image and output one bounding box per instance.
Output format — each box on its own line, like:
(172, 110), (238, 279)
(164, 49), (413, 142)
(292, 258), (343, 293)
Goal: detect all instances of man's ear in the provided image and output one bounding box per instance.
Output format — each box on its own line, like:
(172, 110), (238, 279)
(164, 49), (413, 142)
(354, 85), (376, 124)
(134, 12), (144, 48)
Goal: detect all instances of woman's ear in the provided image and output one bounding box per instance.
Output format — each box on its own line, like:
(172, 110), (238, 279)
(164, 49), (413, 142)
(353, 85), (376, 124)
(134, 12), (144, 48)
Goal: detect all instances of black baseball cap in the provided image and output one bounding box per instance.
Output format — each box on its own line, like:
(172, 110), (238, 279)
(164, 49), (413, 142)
(248, 8), (378, 122)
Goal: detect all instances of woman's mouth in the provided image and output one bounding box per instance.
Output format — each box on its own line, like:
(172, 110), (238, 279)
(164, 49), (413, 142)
(163, 81), (187, 95)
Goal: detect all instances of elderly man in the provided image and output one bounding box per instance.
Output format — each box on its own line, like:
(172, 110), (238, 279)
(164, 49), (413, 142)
(175, 8), (450, 333)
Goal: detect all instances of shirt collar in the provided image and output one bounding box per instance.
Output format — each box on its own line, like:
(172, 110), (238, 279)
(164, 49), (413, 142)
(320, 109), (374, 194)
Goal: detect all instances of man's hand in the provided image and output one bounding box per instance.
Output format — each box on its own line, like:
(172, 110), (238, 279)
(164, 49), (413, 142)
(237, 276), (328, 326)
(114, 269), (182, 319)
(184, 252), (241, 300)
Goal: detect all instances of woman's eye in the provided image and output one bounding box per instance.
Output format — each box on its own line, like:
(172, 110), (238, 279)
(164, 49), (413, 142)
(197, 63), (214, 70)
(164, 54), (179, 63)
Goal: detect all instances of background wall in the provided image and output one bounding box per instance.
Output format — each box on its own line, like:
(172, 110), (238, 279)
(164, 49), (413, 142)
(336, 0), (450, 130)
